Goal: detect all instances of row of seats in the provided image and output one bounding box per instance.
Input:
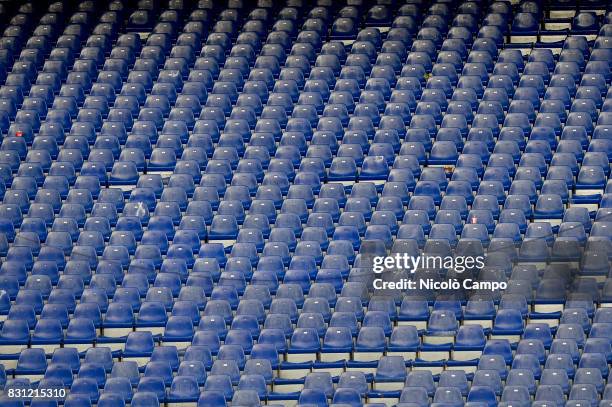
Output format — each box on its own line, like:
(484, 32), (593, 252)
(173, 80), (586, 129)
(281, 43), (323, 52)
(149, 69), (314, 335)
(0, 0), (611, 405)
